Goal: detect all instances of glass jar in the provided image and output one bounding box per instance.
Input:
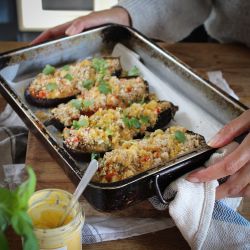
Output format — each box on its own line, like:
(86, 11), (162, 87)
(28, 188), (84, 250)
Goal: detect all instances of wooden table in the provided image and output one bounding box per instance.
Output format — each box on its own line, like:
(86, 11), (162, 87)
(1, 41), (250, 250)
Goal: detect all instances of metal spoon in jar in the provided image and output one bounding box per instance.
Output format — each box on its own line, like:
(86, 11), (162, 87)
(58, 159), (99, 227)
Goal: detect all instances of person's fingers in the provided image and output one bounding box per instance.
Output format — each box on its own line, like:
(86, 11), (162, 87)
(237, 184), (250, 198)
(65, 15), (98, 36)
(187, 134), (250, 182)
(215, 162), (250, 199)
(31, 7), (130, 44)
(65, 8), (130, 36)
(208, 109), (250, 148)
(31, 21), (72, 45)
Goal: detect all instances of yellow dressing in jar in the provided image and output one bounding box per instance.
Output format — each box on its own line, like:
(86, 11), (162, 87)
(28, 189), (84, 250)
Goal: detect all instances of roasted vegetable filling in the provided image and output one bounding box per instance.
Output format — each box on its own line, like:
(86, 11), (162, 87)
(63, 100), (175, 152)
(93, 126), (205, 183)
(51, 76), (149, 126)
(27, 57), (121, 101)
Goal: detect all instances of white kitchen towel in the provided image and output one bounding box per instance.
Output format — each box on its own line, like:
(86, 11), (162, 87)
(149, 142), (250, 250)
(207, 71), (239, 100)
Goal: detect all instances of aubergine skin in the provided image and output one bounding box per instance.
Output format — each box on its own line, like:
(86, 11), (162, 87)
(43, 118), (65, 131)
(63, 142), (93, 161)
(147, 102), (178, 132)
(24, 86), (77, 108)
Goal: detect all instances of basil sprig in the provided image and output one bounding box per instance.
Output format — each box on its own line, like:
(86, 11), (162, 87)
(0, 167), (38, 250)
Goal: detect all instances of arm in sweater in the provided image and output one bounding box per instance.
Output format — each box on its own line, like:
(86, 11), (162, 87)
(118, 0), (213, 42)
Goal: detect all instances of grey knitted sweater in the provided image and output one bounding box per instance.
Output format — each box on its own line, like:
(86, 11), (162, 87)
(118, 0), (250, 46)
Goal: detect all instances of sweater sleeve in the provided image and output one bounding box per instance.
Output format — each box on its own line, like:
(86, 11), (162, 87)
(117, 0), (213, 42)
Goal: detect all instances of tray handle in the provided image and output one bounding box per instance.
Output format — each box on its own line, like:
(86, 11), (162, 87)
(154, 174), (174, 204)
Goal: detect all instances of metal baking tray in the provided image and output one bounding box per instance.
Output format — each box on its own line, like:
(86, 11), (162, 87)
(0, 24), (247, 211)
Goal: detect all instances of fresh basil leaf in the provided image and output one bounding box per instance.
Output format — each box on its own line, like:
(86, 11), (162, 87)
(140, 115), (150, 124)
(70, 99), (82, 110)
(0, 166), (38, 250)
(98, 81), (111, 94)
(42, 64), (55, 75)
(91, 152), (101, 160)
(23, 230), (39, 250)
(0, 232), (8, 250)
(46, 82), (57, 92)
(0, 188), (13, 212)
(16, 167), (36, 210)
(82, 79), (94, 90)
(11, 211), (32, 235)
(174, 131), (186, 143)
(64, 73), (73, 81)
(128, 66), (140, 76)
(0, 210), (9, 232)
(62, 65), (70, 71)
(83, 100), (94, 107)
(11, 211), (38, 250)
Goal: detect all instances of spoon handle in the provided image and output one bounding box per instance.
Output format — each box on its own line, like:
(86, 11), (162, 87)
(59, 159), (99, 226)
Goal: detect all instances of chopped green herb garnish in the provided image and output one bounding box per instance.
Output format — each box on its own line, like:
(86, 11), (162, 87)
(140, 115), (150, 124)
(64, 73), (73, 81)
(92, 58), (108, 73)
(83, 100), (94, 107)
(70, 99), (82, 110)
(46, 82), (57, 91)
(174, 131), (186, 143)
(42, 64), (55, 75)
(62, 65), (70, 71)
(72, 118), (89, 129)
(105, 128), (113, 136)
(98, 81), (111, 94)
(91, 152), (101, 160)
(130, 117), (141, 129)
(122, 117), (131, 128)
(128, 66), (140, 77)
(82, 79), (94, 90)
(123, 117), (141, 129)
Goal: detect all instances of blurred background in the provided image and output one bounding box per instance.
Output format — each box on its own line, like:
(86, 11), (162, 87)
(1, 0), (211, 42)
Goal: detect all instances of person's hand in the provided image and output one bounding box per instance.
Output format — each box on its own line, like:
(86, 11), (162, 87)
(31, 7), (130, 45)
(186, 109), (250, 199)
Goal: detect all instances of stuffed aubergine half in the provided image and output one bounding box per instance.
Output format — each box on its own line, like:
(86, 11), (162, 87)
(63, 100), (178, 155)
(92, 126), (206, 183)
(25, 57), (122, 107)
(48, 76), (149, 129)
